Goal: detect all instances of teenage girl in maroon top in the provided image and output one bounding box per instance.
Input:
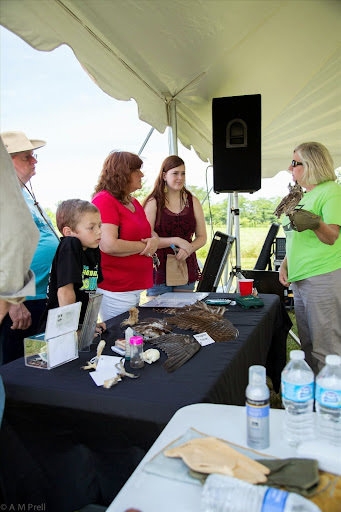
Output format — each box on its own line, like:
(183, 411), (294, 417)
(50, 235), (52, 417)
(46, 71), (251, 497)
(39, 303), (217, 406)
(143, 155), (207, 296)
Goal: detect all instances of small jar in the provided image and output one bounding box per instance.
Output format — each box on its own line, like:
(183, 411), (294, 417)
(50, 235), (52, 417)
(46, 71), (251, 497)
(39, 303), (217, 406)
(129, 336), (144, 369)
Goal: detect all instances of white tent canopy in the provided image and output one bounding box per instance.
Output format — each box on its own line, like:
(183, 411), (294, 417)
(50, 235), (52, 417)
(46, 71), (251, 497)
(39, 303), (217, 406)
(1, 0), (340, 178)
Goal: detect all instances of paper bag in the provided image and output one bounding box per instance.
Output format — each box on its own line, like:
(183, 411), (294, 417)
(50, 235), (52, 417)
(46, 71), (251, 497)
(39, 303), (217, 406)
(166, 254), (189, 286)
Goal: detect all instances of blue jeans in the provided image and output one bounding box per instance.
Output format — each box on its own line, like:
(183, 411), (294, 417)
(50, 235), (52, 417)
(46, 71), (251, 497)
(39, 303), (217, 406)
(146, 282), (196, 296)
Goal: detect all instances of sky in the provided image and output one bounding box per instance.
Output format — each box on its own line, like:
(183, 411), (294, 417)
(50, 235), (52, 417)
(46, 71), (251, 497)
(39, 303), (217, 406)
(0, 26), (292, 211)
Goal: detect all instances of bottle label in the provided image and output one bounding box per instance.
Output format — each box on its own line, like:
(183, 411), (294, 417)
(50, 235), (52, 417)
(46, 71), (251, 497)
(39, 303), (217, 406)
(246, 399), (269, 449)
(281, 380), (314, 402)
(315, 383), (341, 409)
(246, 398), (270, 418)
(262, 488), (288, 512)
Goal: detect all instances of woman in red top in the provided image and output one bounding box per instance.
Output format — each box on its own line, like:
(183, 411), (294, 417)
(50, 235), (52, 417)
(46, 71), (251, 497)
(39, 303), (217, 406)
(143, 155), (207, 296)
(92, 151), (158, 319)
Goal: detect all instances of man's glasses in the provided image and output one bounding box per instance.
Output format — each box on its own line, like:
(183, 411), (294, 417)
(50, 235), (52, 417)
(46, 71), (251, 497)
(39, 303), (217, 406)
(291, 160), (303, 167)
(13, 152), (37, 162)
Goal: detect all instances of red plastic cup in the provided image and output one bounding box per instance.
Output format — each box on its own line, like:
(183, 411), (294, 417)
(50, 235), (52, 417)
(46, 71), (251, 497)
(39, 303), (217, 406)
(239, 279), (254, 296)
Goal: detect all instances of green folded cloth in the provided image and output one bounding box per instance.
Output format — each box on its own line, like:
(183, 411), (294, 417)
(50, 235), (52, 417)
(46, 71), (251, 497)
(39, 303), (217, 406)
(257, 458), (320, 497)
(235, 295), (264, 309)
(189, 458), (319, 497)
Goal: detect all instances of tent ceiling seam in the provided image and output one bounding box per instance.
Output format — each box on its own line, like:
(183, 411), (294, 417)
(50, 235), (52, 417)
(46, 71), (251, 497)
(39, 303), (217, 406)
(177, 110), (212, 147)
(56, 0), (166, 103)
(171, 72), (207, 100)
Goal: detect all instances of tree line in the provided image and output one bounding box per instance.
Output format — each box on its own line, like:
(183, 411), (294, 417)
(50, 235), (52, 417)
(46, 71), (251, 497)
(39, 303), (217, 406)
(184, 186), (283, 227)
(132, 185), (283, 227)
(46, 169), (341, 231)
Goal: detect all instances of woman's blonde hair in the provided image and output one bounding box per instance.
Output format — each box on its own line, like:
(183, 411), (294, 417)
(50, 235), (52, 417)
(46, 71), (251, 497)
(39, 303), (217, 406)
(294, 142), (336, 185)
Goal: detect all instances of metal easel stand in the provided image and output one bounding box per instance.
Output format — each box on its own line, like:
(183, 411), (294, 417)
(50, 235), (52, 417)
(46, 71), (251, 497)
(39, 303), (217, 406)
(224, 191), (245, 292)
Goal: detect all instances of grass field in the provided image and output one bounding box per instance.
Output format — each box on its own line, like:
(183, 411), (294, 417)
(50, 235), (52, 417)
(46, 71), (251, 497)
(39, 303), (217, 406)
(197, 225), (285, 271)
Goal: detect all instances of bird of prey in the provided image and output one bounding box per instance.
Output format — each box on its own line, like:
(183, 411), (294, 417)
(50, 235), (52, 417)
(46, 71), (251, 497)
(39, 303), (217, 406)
(273, 182), (303, 218)
(148, 333), (200, 372)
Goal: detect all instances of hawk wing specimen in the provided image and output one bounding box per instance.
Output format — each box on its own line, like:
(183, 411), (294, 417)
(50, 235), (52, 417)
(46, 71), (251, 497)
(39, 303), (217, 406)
(148, 333), (200, 372)
(273, 182), (303, 218)
(166, 301), (239, 342)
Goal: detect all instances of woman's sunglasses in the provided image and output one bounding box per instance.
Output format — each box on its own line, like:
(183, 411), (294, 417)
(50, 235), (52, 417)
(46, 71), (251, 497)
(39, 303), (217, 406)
(291, 160), (303, 167)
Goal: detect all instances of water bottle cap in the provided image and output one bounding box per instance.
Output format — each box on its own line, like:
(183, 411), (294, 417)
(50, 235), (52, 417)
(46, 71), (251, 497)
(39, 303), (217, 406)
(290, 350), (305, 360)
(129, 336), (143, 346)
(248, 365), (266, 386)
(325, 354), (341, 366)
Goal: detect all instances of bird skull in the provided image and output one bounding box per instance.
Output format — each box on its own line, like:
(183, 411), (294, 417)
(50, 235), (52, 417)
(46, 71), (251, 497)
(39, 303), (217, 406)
(143, 349), (160, 364)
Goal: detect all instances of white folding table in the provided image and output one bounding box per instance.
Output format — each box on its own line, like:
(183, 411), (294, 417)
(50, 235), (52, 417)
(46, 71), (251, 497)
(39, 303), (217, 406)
(107, 404), (299, 512)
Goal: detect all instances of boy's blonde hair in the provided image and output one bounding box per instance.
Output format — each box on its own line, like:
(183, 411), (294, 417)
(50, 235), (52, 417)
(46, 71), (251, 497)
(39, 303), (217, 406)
(56, 199), (99, 232)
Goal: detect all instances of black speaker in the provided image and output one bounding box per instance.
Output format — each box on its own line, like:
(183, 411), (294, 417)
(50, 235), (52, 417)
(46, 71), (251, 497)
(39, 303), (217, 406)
(197, 232), (235, 292)
(212, 94), (261, 193)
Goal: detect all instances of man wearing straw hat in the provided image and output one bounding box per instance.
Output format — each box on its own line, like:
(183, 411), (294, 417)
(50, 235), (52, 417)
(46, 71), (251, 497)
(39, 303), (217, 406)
(0, 131), (59, 364)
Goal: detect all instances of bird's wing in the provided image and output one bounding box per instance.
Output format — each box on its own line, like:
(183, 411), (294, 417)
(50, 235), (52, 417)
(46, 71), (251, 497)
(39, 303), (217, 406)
(167, 312), (238, 342)
(149, 333), (200, 372)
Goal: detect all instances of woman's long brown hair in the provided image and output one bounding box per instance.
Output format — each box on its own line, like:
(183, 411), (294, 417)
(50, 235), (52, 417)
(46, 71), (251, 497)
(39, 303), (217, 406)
(143, 155), (189, 224)
(93, 151), (143, 203)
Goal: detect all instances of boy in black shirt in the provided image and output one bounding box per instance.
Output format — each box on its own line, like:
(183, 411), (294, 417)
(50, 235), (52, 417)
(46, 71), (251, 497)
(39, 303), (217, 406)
(39, 199), (106, 334)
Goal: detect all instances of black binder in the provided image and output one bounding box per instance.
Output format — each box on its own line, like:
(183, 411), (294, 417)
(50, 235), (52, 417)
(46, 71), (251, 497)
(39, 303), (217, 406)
(197, 232), (235, 292)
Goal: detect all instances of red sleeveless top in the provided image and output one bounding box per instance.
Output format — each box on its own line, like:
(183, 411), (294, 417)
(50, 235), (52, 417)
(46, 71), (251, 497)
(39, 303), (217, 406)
(154, 192), (202, 285)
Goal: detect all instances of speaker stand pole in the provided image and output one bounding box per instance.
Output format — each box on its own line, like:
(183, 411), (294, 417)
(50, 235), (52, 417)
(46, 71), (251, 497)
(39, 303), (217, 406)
(225, 191), (244, 292)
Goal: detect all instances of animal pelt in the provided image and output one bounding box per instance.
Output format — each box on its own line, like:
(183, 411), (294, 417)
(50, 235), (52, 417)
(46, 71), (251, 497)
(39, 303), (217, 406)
(132, 318), (172, 339)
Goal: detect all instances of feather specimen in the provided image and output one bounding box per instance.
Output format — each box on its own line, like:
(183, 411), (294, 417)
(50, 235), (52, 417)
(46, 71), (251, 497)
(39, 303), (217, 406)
(273, 182), (303, 218)
(164, 301), (239, 342)
(148, 333), (200, 372)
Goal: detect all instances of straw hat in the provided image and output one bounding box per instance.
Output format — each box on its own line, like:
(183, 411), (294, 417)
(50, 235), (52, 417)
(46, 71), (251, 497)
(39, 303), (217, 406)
(0, 131), (46, 154)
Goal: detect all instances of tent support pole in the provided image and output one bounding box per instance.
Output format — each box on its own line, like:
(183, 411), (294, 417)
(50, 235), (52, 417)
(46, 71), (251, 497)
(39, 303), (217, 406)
(168, 98), (178, 155)
(138, 127), (154, 156)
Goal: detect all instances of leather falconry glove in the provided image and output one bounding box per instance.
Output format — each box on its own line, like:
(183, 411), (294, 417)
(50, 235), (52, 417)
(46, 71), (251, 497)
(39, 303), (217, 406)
(288, 209), (321, 232)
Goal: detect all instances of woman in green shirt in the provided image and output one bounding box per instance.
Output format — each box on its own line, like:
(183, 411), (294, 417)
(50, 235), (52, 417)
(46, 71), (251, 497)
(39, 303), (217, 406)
(279, 142), (341, 374)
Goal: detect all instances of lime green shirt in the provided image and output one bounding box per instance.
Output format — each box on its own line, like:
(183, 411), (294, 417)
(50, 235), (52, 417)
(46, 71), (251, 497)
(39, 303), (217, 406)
(283, 181), (341, 282)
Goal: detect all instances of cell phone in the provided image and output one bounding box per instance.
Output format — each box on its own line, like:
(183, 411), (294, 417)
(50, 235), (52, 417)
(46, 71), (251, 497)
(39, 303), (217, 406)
(205, 299), (232, 305)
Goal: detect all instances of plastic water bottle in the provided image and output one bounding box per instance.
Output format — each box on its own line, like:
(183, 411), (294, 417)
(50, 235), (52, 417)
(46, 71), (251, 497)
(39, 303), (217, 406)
(315, 354), (341, 445)
(281, 350), (315, 446)
(201, 474), (321, 512)
(246, 365), (269, 449)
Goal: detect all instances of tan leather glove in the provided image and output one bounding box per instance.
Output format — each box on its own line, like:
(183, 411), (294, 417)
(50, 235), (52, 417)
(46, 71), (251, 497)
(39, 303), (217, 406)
(288, 209), (321, 232)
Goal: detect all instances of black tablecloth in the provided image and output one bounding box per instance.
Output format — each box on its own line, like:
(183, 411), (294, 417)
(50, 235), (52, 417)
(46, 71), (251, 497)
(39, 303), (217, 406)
(0, 293), (291, 511)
